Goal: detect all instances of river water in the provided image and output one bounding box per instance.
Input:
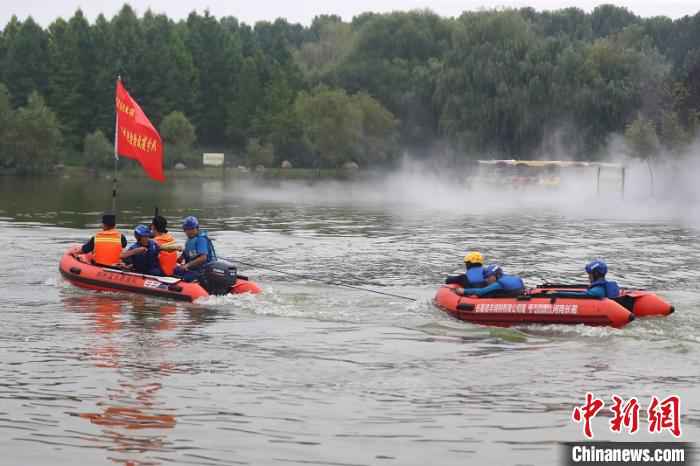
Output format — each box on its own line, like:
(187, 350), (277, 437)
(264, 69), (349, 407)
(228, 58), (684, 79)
(0, 173), (698, 466)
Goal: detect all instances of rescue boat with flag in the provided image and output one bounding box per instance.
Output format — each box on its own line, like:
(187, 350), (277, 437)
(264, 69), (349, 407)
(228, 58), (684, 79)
(60, 249), (261, 302)
(530, 284), (674, 317)
(434, 284), (635, 328)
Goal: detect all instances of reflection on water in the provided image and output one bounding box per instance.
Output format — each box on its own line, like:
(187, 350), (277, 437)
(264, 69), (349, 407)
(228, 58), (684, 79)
(0, 176), (698, 466)
(62, 295), (182, 465)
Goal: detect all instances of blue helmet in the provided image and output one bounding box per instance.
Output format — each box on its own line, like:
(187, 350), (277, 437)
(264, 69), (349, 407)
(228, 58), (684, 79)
(484, 264), (503, 278)
(182, 216), (199, 230)
(585, 260), (608, 276)
(134, 224), (151, 237)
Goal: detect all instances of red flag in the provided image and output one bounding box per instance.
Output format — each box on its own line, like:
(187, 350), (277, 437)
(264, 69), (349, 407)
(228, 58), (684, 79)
(115, 80), (165, 182)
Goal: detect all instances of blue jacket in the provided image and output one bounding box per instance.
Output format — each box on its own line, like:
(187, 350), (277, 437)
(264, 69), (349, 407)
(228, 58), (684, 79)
(557, 279), (620, 298)
(183, 231), (216, 271)
(125, 239), (162, 275)
(445, 265), (487, 288)
(590, 279), (620, 298)
(466, 266), (487, 288)
(461, 274), (524, 297)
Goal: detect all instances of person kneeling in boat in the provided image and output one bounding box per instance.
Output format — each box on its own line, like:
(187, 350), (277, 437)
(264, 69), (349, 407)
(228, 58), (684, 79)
(81, 213), (128, 267)
(453, 264), (524, 297)
(151, 215), (181, 276)
(556, 260), (620, 299)
(174, 216), (216, 282)
(445, 251), (488, 288)
(120, 225), (163, 276)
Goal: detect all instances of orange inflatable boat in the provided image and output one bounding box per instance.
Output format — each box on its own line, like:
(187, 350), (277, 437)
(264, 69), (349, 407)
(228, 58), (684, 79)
(434, 284), (634, 328)
(59, 249), (261, 302)
(530, 284), (674, 317)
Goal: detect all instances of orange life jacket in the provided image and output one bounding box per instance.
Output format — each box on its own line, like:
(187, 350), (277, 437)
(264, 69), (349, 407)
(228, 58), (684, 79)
(94, 229), (123, 266)
(154, 232), (178, 276)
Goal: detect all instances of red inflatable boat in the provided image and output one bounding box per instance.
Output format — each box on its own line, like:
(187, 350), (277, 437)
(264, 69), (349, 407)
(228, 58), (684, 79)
(434, 284), (635, 328)
(59, 249), (261, 302)
(530, 284), (674, 317)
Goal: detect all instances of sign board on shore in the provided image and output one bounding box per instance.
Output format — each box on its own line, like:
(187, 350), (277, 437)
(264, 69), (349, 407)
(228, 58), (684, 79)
(202, 153), (225, 167)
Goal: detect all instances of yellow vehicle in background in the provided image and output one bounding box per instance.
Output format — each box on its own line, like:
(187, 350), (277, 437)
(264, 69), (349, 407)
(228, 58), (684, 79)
(471, 160), (625, 195)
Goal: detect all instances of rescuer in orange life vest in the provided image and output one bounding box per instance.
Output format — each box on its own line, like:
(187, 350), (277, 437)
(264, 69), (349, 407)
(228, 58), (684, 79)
(81, 213), (128, 266)
(150, 215), (182, 276)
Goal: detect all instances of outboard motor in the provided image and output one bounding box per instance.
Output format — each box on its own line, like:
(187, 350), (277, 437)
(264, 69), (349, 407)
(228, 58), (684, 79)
(199, 260), (237, 295)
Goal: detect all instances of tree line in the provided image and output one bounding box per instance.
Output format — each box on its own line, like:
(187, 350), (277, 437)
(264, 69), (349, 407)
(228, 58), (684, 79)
(0, 4), (699, 173)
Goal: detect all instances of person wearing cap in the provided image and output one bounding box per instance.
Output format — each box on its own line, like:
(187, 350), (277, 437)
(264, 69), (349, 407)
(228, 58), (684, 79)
(150, 215), (181, 276)
(445, 251), (487, 288)
(174, 216), (216, 282)
(81, 213), (128, 267)
(453, 264), (525, 297)
(120, 225), (163, 275)
(554, 260), (620, 298)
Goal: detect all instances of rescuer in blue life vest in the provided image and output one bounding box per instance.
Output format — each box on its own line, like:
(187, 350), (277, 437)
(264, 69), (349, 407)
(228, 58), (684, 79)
(445, 251), (487, 288)
(555, 260), (620, 298)
(453, 264), (525, 297)
(120, 224), (163, 276)
(174, 216), (217, 282)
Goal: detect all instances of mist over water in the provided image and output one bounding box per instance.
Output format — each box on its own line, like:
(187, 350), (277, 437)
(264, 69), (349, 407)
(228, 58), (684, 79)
(228, 154), (700, 226)
(0, 166), (698, 466)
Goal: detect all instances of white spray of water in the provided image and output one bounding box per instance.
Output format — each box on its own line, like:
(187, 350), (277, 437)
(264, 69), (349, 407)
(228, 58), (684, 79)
(226, 151), (700, 228)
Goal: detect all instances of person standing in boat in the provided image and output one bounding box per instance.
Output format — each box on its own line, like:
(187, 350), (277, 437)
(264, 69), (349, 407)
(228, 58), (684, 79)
(555, 260), (620, 298)
(81, 213), (128, 267)
(174, 216), (217, 282)
(120, 225), (163, 276)
(445, 251), (487, 288)
(150, 215), (181, 276)
(453, 264), (524, 297)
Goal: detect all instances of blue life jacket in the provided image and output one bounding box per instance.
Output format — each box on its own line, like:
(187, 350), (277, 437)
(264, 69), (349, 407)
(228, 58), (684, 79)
(497, 274), (525, 292)
(184, 231), (217, 270)
(466, 266), (486, 287)
(128, 239), (161, 274)
(589, 279), (620, 298)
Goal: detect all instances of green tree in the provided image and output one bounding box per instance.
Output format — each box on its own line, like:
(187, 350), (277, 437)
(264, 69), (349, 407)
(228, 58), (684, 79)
(0, 83), (15, 168)
(435, 10), (552, 156)
(295, 87), (362, 167)
(185, 11), (243, 146)
(294, 86), (397, 167)
(659, 110), (688, 154)
(82, 129), (113, 169)
(567, 39), (649, 156)
(353, 92), (399, 164)
(226, 55), (263, 147)
(294, 20), (355, 79)
(10, 92), (63, 173)
(3, 17), (50, 106)
(590, 5), (638, 38)
(251, 67), (301, 162)
(47, 13), (86, 148)
(111, 5), (145, 84)
(246, 138), (275, 167)
(90, 13), (118, 137)
(337, 11), (450, 150)
(137, 11), (196, 125)
(625, 115), (660, 195)
(160, 111), (196, 167)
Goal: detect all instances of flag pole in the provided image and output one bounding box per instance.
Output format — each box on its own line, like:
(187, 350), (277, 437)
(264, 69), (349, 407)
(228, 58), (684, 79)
(112, 76), (120, 214)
